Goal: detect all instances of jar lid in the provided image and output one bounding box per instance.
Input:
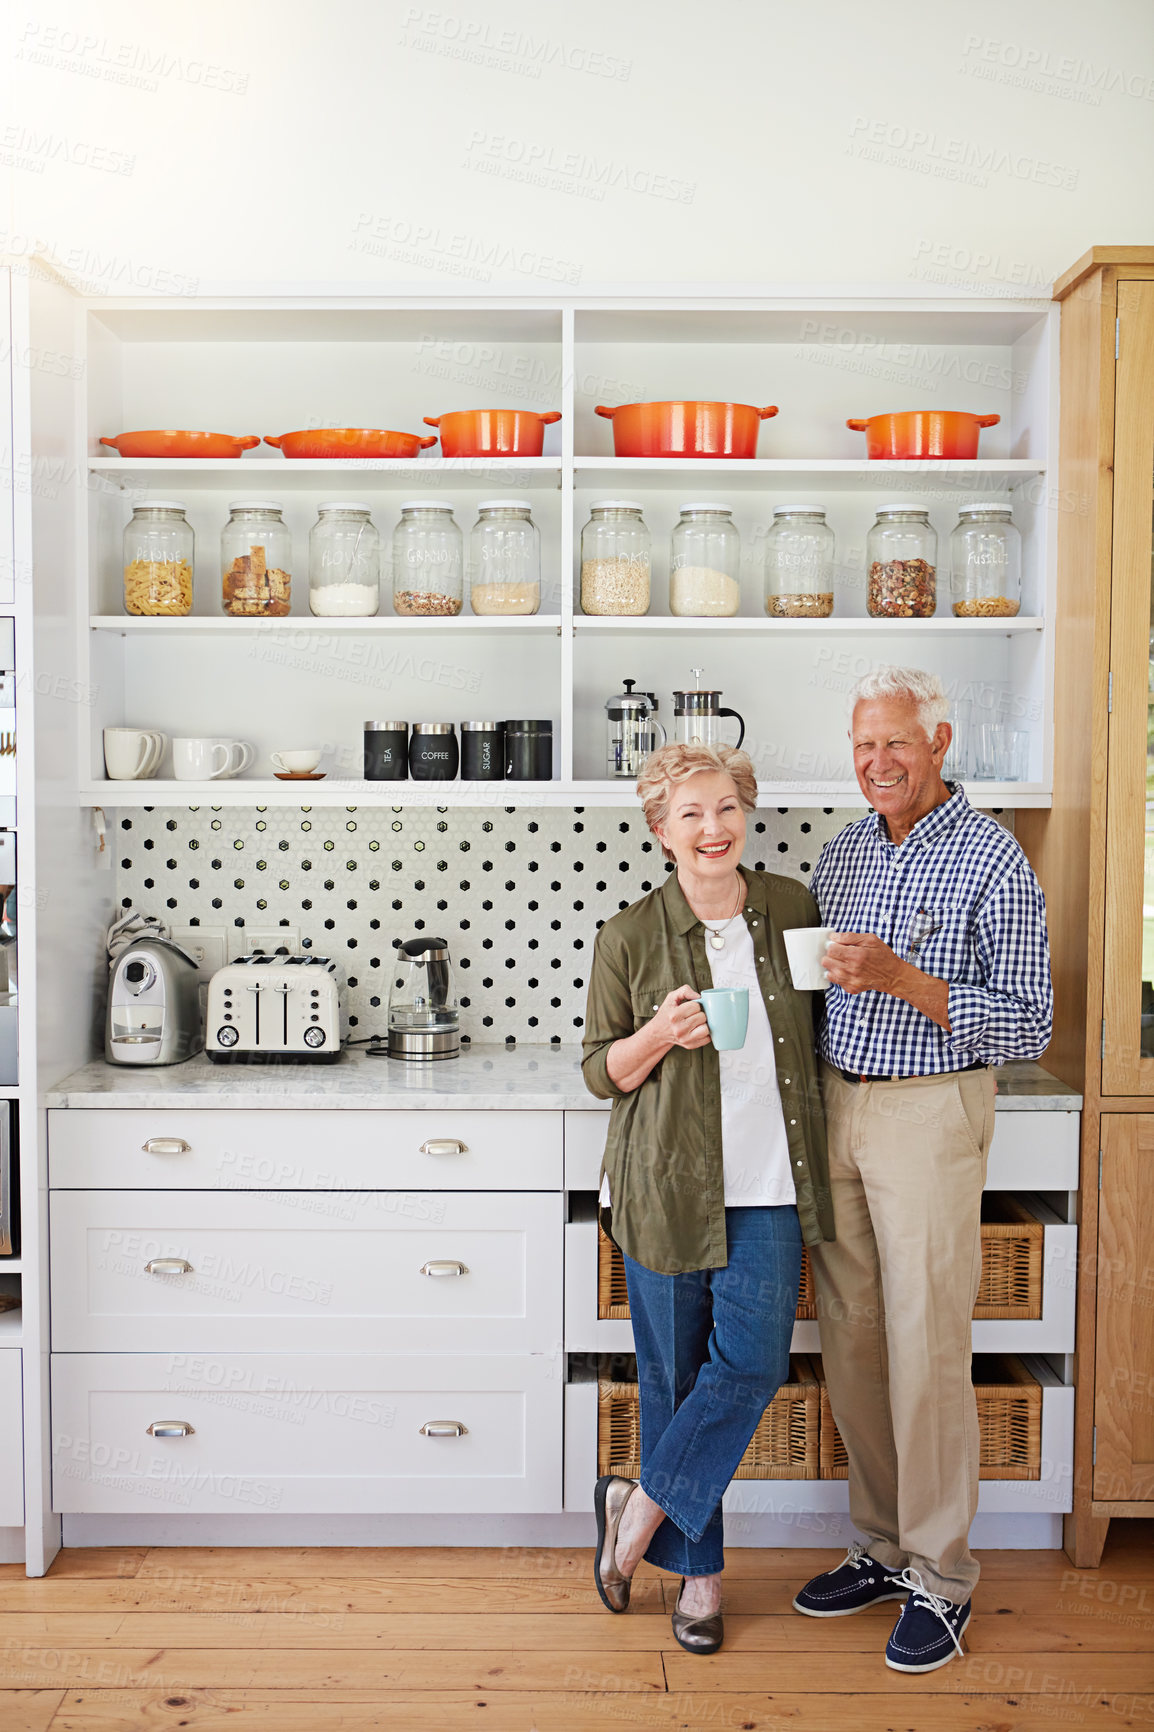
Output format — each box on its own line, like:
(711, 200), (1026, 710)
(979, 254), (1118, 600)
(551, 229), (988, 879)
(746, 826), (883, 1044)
(679, 502), (732, 514)
(875, 502), (929, 515)
(461, 720), (504, 731)
(412, 721), (456, 734)
(364, 720), (409, 731)
(505, 719), (552, 732)
(772, 504), (825, 516)
(317, 501), (373, 513)
(590, 499), (644, 512)
(477, 499), (532, 511)
(133, 499), (187, 512)
(228, 499), (284, 512)
(398, 499), (454, 512)
(957, 501), (1012, 515)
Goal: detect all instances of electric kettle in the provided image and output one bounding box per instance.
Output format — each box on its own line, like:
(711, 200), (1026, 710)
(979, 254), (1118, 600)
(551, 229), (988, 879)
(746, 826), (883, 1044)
(386, 936), (460, 1060)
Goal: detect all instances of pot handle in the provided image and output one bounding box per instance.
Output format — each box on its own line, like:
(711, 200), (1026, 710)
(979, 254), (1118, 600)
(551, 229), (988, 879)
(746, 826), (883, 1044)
(235, 436), (261, 451)
(416, 434), (439, 448)
(845, 419), (871, 432)
(975, 414), (1001, 428)
(99, 436), (122, 450)
(263, 435), (285, 449)
(422, 416), (443, 429)
(719, 707), (746, 750)
(594, 405), (617, 420)
(756, 406), (780, 419)
(539, 411), (562, 424)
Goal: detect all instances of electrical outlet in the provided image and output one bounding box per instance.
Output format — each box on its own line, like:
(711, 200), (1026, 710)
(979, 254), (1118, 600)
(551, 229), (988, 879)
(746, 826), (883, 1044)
(172, 926), (227, 983)
(233, 924), (300, 961)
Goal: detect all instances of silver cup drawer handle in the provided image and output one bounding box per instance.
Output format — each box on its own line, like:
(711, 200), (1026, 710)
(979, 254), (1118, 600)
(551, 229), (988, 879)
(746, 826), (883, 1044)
(146, 1420), (195, 1438)
(141, 1138), (190, 1155)
(419, 1138), (469, 1156)
(419, 1260), (468, 1277)
(144, 1258), (193, 1275)
(419, 1420), (468, 1437)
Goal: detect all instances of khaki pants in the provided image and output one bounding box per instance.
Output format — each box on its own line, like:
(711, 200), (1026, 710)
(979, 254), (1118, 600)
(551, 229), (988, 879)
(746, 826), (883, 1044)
(811, 1062), (996, 1603)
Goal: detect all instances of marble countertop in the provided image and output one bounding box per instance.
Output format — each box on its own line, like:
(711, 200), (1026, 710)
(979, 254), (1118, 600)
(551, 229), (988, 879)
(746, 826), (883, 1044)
(47, 1048), (1082, 1111)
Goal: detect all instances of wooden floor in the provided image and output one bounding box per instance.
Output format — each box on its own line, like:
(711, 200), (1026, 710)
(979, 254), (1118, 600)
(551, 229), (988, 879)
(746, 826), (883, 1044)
(0, 1524), (1152, 1730)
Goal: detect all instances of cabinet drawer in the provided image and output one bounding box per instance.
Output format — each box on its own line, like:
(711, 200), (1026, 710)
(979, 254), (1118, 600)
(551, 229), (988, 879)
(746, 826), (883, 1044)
(0, 1350), (23, 1526)
(51, 1191), (562, 1354)
(49, 1109), (562, 1191)
(565, 1111), (609, 1190)
(52, 1352), (561, 1514)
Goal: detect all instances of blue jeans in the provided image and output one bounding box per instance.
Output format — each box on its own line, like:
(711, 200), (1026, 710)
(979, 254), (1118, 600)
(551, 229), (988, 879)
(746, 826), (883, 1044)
(622, 1205), (801, 1577)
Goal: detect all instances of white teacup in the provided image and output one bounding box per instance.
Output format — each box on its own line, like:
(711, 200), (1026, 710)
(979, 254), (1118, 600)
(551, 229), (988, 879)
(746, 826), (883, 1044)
(783, 926), (836, 991)
(104, 727), (165, 780)
(214, 739), (255, 777)
(271, 748), (322, 774)
(173, 737), (232, 781)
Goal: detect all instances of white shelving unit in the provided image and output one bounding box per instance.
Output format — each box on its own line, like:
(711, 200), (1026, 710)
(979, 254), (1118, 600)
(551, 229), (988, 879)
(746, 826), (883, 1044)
(67, 289), (1055, 809)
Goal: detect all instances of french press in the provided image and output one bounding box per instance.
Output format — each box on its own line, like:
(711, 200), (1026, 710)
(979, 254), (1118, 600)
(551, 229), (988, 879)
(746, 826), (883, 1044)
(672, 667), (746, 750)
(606, 678), (666, 778)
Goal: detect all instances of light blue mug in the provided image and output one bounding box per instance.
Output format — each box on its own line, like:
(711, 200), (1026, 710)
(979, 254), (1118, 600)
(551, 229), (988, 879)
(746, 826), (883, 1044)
(697, 987), (749, 1051)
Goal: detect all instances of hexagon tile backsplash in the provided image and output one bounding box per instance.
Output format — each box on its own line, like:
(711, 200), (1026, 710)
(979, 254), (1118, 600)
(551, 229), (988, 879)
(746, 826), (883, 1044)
(114, 804), (853, 1046)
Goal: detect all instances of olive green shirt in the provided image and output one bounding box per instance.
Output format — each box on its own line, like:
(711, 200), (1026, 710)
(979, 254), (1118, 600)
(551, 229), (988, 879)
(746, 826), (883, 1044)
(582, 866), (834, 1275)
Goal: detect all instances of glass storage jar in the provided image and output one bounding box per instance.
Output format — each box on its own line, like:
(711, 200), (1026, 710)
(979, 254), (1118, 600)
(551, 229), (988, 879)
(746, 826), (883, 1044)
(669, 504), (741, 617)
(764, 505), (835, 617)
(123, 501), (194, 615)
(469, 499), (541, 615)
(308, 503), (380, 617)
(580, 500), (650, 615)
(866, 503), (937, 618)
(391, 501), (463, 617)
(950, 502), (1021, 617)
(221, 501), (292, 617)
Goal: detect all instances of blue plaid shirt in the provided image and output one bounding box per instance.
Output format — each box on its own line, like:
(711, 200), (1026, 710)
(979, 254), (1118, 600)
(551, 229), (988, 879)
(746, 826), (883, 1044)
(810, 783), (1053, 1076)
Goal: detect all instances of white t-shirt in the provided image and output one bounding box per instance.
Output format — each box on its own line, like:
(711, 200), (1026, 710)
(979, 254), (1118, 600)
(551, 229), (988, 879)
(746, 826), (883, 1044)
(707, 914), (796, 1208)
(598, 915), (796, 1210)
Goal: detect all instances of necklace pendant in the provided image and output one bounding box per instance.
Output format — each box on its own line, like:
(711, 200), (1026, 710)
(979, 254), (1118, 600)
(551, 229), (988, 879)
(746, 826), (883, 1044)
(709, 932), (725, 950)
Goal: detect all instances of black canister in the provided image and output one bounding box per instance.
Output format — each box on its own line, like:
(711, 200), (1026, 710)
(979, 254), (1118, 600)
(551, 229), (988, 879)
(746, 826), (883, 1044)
(364, 720), (408, 781)
(505, 719), (553, 780)
(461, 721), (505, 781)
(409, 722), (459, 780)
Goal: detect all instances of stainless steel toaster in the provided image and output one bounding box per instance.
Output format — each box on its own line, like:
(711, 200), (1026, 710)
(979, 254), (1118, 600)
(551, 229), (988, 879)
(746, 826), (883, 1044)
(205, 951), (345, 1063)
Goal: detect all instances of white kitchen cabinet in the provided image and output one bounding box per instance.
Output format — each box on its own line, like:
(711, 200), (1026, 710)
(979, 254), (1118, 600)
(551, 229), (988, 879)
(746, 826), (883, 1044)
(0, 1350), (24, 1527)
(51, 1189), (562, 1355)
(52, 1351), (561, 1515)
(49, 1108), (563, 1191)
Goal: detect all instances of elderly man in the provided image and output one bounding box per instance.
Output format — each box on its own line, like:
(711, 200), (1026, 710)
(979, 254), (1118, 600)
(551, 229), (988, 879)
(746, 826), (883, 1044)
(792, 666), (1052, 1673)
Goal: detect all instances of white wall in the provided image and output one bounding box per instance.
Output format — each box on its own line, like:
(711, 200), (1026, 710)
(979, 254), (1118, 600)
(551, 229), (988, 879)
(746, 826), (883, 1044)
(4, 0), (1152, 292)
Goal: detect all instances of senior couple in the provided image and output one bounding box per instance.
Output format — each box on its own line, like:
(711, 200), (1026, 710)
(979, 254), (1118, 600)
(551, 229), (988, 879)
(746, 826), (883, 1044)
(582, 665), (1052, 1670)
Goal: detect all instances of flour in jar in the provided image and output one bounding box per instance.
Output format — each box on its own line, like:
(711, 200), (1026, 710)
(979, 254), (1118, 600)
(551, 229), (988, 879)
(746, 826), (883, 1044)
(669, 565), (741, 617)
(309, 581), (380, 617)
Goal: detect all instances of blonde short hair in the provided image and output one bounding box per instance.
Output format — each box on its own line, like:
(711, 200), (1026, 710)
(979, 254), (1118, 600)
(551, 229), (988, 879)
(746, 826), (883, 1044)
(636, 743), (758, 862)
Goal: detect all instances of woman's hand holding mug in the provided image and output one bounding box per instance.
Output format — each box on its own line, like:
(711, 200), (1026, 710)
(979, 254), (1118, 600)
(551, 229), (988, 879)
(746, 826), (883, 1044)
(652, 985), (712, 1052)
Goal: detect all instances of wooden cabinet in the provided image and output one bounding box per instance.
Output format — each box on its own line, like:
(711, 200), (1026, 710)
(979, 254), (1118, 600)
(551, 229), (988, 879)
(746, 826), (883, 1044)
(1017, 248), (1154, 1565)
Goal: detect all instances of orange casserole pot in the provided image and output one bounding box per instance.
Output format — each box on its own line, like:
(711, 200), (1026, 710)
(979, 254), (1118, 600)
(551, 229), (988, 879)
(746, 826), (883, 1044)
(595, 400), (778, 458)
(423, 409), (561, 457)
(100, 431), (260, 459)
(846, 410), (1001, 460)
(264, 428), (438, 459)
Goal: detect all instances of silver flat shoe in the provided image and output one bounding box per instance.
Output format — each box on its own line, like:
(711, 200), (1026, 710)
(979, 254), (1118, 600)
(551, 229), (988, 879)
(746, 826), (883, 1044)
(671, 1576), (724, 1654)
(593, 1474), (638, 1613)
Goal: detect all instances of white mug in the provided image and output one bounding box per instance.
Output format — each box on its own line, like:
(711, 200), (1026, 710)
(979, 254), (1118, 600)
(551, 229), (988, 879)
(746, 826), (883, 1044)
(214, 739), (255, 777)
(783, 926), (835, 991)
(172, 737), (232, 781)
(104, 727), (165, 780)
(271, 748), (322, 774)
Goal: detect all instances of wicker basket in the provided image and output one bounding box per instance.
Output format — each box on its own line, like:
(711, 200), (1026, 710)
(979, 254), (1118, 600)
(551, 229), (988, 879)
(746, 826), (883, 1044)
(975, 1196), (1045, 1320)
(597, 1223), (817, 1322)
(815, 1353), (1043, 1481)
(598, 1354), (820, 1481)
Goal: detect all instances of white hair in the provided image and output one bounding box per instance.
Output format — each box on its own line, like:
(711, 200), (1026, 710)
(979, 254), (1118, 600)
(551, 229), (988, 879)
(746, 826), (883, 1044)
(848, 666), (949, 739)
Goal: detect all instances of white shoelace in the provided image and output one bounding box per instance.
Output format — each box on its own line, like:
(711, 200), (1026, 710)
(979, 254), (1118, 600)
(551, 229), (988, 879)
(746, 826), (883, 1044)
(892, 1567), (966, 1658)
(840, 1541), (871, 1570)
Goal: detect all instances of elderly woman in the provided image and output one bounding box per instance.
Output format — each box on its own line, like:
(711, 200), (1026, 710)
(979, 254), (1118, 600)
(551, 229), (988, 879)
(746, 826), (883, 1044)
(582, 742), (833, 1655)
